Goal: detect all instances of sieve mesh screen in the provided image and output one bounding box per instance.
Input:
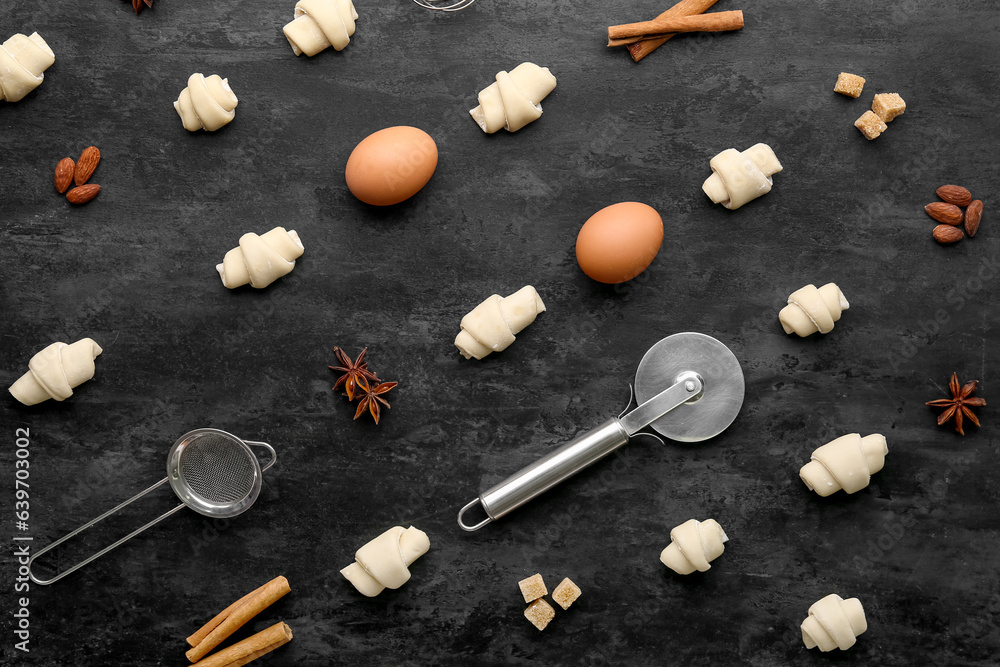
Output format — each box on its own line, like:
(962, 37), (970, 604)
(178, 433), (256, 504)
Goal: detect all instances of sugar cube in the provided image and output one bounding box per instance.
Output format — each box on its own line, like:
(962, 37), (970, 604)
(518, 573), (547, 604)
(552, 578), (582, 610)
(524, 599), (556, 631)
(872, 93), (906, 122)
(834, 72), (866, 98)
(854, 110), (887, 140)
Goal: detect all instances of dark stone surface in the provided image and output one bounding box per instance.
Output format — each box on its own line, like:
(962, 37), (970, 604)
(1, 0), (999, 664)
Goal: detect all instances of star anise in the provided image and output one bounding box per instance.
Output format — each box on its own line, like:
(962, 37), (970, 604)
(329, 347), (378, 400)
(354, 381), (398, 425)
(126, 0), (153, 14)
(926, 372), (986, 436)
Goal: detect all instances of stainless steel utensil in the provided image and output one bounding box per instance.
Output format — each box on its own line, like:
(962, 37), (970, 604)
(412, 0), (477, 11)
(457, 333), (744, 531)
(27, 428), (276, 585)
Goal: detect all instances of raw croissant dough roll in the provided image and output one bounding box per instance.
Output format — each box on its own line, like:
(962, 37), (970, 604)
(9, 339), (103, 406)
(341, 526), (430, 597)
(455, 286), (546, 360)
(702, 143), (782, 210)
(283, 0), (358, 57)
(174, 73), (238, 132)
(779, 283), (850, 337)
(470, 63), (557, 134)
(801, 594), (867, 652)
(660, 518), (728, 575)
(800, 433), (887, 496)
(217, 227), (305, 289)
(0, 32), (55, 103)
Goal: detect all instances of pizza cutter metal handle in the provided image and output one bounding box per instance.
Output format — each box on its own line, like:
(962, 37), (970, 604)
(457, 373), (705, 531)
(457, 333), (745, 532)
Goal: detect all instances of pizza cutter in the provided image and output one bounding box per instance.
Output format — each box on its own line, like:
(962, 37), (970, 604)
(457, 332), (745, 531)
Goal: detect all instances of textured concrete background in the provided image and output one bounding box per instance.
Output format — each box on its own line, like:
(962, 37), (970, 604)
(1, 0), (999, 665)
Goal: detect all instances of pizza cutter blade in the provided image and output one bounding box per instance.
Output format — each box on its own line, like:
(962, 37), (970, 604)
(457, 332), (745, 531)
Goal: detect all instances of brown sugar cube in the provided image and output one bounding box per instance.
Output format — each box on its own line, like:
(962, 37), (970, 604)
(518, 573), (547, 603)
(834, 72), (866, 98)
(524, 599), (556, 631)
(854, 110), (887, 140)
(872, 93), (906, 122)
(552, 578), (582, 611)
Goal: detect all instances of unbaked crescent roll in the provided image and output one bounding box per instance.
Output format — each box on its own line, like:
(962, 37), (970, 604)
(455, 286), (546, 360)
(341, 526), (430, 597)
(217, 227), (305, 289)
(9, 339), (103, 406)
(0, 32), (55, 103)
(779, 283), (849, 337)
(660, 518), (728, 575)
(801, 594), (867, 652)
(174, 73), (238, 132)
(470, 63), (557, 134)
(800, 433), (887, 496)
(283, 0), (358, 57)
(702, 143), (782, 210)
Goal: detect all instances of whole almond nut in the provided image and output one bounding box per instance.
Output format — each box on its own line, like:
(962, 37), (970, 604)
(66, 184), (101, 205)
(54, 157), (75, 193)
(965, 199), (983, 237)
(925, 202), (963, 225)
(74, 146), (101, 186)
(932, 224), (963, 244)
(936, 184), (972, 207)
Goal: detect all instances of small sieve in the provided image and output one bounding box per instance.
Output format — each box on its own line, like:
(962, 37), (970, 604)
(411, 0), (477, 12)
(28, 428), (276, 585)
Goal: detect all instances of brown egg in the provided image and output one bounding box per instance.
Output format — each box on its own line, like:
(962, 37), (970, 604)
(345, 126), (438, 206)
(575, 202), (663, 284)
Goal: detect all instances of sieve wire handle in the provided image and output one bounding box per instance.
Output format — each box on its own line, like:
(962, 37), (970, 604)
(246, 440), (276, 472)
(27, 477), (186, 586)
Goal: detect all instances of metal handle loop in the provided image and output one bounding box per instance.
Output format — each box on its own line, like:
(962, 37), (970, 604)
(246, 440), (277, 472)
(457, 498), (492, 532)
(411, 0), (477, 11)
(27, 478), (184, 586)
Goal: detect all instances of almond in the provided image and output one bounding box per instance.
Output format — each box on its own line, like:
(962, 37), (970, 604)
(925, 202), (963, 225)
(54, 157), (75, 193)
(932, 224), (963, 244)
(66, 184), (101, 205)
(964, 199), (983, 237)
(936, 184), (972, 207)
(74, 146), (101, 186)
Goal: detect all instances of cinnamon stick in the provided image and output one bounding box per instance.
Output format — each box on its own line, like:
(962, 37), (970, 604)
(186, 576), (291, 663)
(608, 10), (744, 47)
(187, 581), (271, 648)
(190, 621), (292, 667)
(624, 0), (720, 63)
